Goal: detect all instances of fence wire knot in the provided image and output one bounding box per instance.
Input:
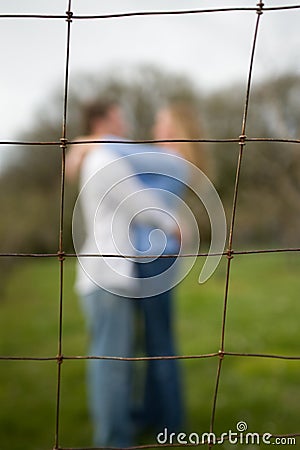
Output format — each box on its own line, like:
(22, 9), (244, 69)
(65, 10), (73, 22)
(218, 350), (225, 360)
(56, 355), (64, 365)
(239, 134), (247, 145)
(57, 251), (66, 262)
(226, 249), (234, 260)
(256, 1), (264, 15)
(60, 138), (68, 149)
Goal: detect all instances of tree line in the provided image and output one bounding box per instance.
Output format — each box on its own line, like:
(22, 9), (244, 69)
(0, 66), (299, 268)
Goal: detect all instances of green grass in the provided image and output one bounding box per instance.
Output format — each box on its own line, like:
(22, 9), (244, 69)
(0, 253), (300, 449)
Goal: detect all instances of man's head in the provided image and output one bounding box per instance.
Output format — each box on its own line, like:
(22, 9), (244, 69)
(84, 99), (127, 137)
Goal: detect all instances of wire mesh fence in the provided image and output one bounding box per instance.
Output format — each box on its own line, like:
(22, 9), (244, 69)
(0, 1), (300, 449)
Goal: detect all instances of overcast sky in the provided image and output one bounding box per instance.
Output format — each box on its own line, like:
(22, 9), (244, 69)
(0, 0), (300, 141)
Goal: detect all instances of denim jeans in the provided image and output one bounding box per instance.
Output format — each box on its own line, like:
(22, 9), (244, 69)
(81, 288), (134, 447)
(135, 257), (184, 433)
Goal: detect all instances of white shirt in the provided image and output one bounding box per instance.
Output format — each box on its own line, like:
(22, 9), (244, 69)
(73, 146), (177, 297)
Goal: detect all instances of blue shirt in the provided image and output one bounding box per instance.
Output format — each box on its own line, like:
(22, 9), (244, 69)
(105, 135), (189, 255)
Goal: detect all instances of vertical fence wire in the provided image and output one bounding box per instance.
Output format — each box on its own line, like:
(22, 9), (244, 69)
(54, 1), (73, 449)
(0, 1), (300, 449)
(209, 1), (265, 440)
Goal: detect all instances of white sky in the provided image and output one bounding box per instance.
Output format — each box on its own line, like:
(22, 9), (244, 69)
(0, 0), (300, 140)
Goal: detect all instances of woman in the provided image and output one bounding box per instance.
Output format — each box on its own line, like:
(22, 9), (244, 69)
(135, 101), (206, 436)
(153, 101), (205, 168)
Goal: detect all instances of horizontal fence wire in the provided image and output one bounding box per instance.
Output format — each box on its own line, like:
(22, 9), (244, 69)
(1, 351), (300, 362)
(0, 247), (300, 259)
(2, 137), (300, 145)
(1, 1), (300, 449)
(1, 4), (300, 20)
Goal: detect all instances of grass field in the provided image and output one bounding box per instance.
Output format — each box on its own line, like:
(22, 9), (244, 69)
(0, 253), (299, 449)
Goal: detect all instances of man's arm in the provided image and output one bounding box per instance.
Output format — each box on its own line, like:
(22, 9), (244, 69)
(65, 135), (97, 182)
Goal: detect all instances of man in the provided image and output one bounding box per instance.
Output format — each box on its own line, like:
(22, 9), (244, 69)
(67, 99), (181, 447)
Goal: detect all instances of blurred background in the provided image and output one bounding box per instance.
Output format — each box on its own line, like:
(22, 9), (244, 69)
(0, 1), (300, 449)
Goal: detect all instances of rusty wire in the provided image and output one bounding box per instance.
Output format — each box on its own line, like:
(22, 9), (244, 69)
(53, 1), (73, 449)
(209, 1), (265, 440)
(0, 1), (300, 449)
(0, 247), (300, 259)
(1, 351), (300, 363)
(1, 4), (300, 21)
(2, 136), (300, 146)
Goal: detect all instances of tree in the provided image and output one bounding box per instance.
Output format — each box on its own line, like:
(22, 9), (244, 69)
(0, 65), (203, 258)
(204, 74), (300, 247)
(1, 67), (299, 266)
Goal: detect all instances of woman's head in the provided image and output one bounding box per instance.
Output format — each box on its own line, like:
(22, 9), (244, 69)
(153, 102), (205, 170)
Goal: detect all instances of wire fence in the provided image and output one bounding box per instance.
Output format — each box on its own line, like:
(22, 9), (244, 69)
(0, 1), (300, 449)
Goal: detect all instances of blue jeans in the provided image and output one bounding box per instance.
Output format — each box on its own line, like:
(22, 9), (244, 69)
(81, 288), (134, 447)
(135, 257), (184, 433)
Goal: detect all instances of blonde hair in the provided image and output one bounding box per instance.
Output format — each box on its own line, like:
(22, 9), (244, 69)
(163, 101), (206, 172)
